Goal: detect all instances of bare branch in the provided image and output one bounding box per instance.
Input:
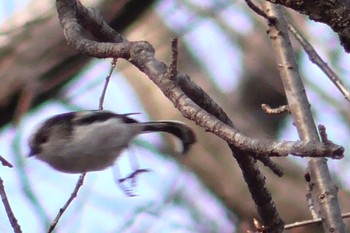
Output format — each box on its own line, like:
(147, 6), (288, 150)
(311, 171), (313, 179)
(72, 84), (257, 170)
(318, 124), (332, 145)
(244, 0), (269, 20)
(0, 177), (22, 233)
(167, 36), (179, 80)
(261, 104), (289, 115)
(285, 212), (350, 230)
(55, 0), (344, 160)
(48, 173), (86, 233)
(99, 58), (117, 110)
(251, 153), (284, 177)
(264, 0), (350, 52)
(246, 0), (350, 102)
(261, 2), (345, 232)
(288, 23), (350, 101)
(0, 155), (13, 168)
(246, 0), (350, 168)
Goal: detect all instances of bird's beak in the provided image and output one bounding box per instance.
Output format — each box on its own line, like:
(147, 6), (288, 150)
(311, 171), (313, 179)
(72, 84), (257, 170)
(28, 148), (37, 157)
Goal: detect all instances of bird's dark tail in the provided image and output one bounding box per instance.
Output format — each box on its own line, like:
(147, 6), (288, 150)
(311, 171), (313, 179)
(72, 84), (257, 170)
(139, 121), (196, 154)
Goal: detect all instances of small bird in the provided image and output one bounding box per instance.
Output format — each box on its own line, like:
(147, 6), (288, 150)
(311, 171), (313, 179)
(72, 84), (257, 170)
(28, 110), (196, 173)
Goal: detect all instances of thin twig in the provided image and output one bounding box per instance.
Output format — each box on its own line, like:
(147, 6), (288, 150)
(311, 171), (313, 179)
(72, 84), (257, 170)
(251, 153), (284, 177)
(245, 0), (350, 102)
(99, 58), (117, 110)
(261, 104), (290, 115)
(167, 36), (178, 80)
(318, 124), (329, 144)
(243, 0), (276, 23)
(244, 0), (268, 19)
(47, 173), (86, 233)
(287, 23), (350, 101)
(0, 155), (13, 168)
(285, 212), (350, 230)
(0, 177), (22, 233)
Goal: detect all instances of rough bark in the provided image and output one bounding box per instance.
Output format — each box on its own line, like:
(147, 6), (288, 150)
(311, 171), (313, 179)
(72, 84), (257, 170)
(264, 0), (350, 52)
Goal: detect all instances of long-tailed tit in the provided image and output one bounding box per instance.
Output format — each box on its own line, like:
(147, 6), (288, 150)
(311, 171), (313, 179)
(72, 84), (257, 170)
(28, 110), (196, 173)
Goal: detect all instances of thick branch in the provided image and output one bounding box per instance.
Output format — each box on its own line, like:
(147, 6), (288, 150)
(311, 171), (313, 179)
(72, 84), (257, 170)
(56, 0), (344, 160)
(262, 3), (345, 232)
(265, 0), (350, 52)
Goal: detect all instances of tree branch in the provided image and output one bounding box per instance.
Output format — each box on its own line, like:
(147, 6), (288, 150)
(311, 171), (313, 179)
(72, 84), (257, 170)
(0, 177), (21, 233)
(285, 212), (350, 230)
(244, 0), (350, 102)
(0, 155), (13, 168)
(55, 0), (344, 160)
(261, 2), (345, 232)
(48, 173), (86, 233)
(264, 0), (350, 52)
(287, 23), (350, 101)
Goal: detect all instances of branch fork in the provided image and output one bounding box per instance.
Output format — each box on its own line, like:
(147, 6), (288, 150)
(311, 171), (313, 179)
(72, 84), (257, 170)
(56, 0), (344, 161)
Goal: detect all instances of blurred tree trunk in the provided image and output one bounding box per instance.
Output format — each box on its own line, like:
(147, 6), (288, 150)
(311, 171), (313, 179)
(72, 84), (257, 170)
(0, 1), (349, 232)
(0, 0), (155, 125)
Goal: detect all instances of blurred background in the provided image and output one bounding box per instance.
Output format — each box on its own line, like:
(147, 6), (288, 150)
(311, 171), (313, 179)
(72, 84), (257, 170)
(0, 0), (349, 232)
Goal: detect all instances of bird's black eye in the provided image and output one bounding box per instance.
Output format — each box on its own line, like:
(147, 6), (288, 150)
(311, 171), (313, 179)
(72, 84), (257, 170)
(35, 131), (49, 144)
(38, 135), (47, 143)
(28, 131), (47, 156)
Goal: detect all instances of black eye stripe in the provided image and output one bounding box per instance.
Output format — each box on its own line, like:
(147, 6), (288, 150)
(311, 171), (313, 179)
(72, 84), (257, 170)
(73, 112), (139, 125)
(74, 112), (116, 125)
(36, 132), (48, 144)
